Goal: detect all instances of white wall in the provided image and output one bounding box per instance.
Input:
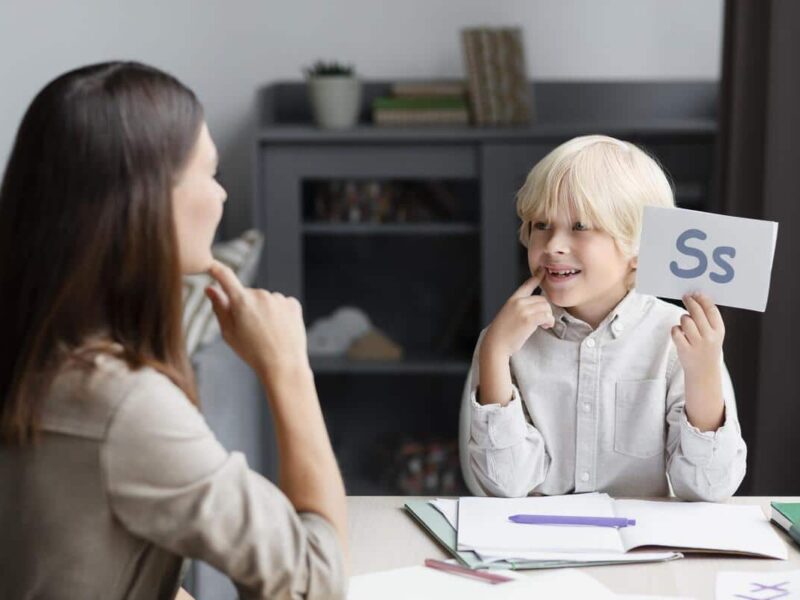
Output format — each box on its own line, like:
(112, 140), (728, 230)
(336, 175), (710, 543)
(0, 0), (723, 234)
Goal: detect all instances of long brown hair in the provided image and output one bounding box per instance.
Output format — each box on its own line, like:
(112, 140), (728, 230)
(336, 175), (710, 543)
(0, 61), (203, 444)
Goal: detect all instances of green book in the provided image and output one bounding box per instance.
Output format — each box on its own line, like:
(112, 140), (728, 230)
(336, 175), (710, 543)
(771, 501), (800, 547)
(372, 96), (468, 111)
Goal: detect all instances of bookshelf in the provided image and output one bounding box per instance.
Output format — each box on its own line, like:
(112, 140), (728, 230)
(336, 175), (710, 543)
(253, 80), (719, 494)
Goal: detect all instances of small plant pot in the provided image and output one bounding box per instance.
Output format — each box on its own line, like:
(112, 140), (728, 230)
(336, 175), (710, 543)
(307, 76), (362, 129)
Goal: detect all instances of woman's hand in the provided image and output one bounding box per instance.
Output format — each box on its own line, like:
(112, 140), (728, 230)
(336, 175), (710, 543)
(672, 293), (726, 432)
(206, 260), (310, 378)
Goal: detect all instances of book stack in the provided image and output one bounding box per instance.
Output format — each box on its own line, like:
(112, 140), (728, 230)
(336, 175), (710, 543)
(372, 82), (469, 126)
(461, 27), (532, 126)
(771, 501), (800, 548)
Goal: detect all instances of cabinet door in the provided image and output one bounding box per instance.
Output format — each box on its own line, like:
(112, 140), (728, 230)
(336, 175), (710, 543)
(481, 143), (554, 323)
(255, 144), (478, 300)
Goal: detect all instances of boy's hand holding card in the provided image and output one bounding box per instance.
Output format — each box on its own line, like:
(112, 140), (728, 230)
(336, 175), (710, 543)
(635, 206), (778, 312)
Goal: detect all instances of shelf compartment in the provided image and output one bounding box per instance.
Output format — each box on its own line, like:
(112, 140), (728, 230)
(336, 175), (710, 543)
(304, 235), (481, 362)
(302, 179), (479, 225)
(316, 374), (467, 495)
(311, 356), (470, 375)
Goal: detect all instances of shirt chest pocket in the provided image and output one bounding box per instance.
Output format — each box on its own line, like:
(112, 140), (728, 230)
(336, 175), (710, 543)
(614, 379), (666, 459)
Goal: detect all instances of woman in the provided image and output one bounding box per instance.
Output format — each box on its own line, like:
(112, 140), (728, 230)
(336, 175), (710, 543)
(0, 62), (347, 599)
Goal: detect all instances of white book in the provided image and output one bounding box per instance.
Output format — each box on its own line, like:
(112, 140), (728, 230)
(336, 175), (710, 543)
(455, 494), (787, 560)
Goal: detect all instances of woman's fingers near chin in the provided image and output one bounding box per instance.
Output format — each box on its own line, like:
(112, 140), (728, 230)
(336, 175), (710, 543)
(206, 285), (230, 310)
(208, 260), (246, 301)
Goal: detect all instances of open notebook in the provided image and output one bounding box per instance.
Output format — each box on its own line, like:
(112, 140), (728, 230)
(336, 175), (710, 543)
(404, 498), (681, 570)
(451, 493), (787, 560)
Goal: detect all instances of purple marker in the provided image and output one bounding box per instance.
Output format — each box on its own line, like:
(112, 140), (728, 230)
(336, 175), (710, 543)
(508, 514), (636, 528)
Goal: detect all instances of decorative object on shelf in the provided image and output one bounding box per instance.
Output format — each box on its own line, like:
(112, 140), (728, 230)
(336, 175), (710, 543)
(308, 180), (463, 224)
(372, 82), (469, 126)
(307, 306), (371, 356)
(347, 329), (403, 361)
(182, 229), (264, 355)
(304, 60), (362, 130)
(461, 27), (532, 126)
(376, 437), (463, 495)
(307, 306), (404, 360)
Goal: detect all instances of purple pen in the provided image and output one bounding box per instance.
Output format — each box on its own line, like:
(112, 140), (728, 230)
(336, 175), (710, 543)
(508, 514), (636, 528)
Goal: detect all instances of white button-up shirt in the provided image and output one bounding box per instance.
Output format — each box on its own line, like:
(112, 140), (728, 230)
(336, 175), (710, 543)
(466, 291), (747, 501)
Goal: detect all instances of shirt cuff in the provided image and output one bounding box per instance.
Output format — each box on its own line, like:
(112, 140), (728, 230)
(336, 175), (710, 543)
(678, 403), (739, 468)
(470, 385), (527, 449)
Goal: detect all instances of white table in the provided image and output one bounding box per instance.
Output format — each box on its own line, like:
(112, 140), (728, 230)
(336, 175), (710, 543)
(347, 496), (800, 599)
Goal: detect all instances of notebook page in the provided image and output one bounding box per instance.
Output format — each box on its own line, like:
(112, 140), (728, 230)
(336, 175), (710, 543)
(457, 494), (625, 554)
(615, 499), (787, 559)
(474, 549), (680, 563)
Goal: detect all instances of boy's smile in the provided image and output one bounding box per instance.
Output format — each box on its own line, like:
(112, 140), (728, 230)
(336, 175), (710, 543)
(543, 262), (583, 284)
(529, 211), (636, 328)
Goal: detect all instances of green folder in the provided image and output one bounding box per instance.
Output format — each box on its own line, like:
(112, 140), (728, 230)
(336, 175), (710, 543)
(403, 500), (682, 571)
(771, 502), (800, 547)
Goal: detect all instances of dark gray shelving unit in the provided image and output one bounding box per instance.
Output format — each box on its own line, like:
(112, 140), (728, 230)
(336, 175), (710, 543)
(253, 80), (718, 494)
(302, 222), (479, 236)
(310, 357), (471, 375)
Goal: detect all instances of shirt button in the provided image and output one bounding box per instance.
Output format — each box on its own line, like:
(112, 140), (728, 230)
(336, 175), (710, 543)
(585, 338), (596, 348)
(581, 471), (590, 482)
(612, 322), (623, 334)
(583, 402), (591, 412)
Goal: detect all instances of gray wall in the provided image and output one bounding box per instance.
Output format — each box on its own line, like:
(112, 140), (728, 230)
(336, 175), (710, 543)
(0, 0), (723, 236)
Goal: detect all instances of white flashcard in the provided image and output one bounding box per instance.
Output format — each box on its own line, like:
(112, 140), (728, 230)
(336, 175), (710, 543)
(635, 206), (778, 312)
(716, 570), (800, 600)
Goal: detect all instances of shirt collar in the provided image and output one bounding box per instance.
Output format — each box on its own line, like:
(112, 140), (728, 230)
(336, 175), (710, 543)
(548, 290), (647, 340)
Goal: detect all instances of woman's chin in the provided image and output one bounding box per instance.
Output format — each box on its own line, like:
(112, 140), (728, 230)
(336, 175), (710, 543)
(180, 252), (215, 275)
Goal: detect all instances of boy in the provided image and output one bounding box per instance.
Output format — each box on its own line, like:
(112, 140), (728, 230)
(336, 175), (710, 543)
(465, 135), (746, 501)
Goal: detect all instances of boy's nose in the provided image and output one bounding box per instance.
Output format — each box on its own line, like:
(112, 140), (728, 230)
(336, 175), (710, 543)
(545, 231), (570, 254)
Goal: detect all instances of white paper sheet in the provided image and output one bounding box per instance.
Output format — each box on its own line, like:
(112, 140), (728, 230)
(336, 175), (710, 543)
(635, 206), (778, 312)
(621, 596), (696, 600)
(457, 493), (625, 554)
(615, 499), (788, 559)
(716, 570), (800, 599)
(430, 498), (458, 529)
(347, 566), (616, 600)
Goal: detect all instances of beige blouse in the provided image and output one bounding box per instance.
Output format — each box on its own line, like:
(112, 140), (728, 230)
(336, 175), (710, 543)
(0, 352), (345, 600)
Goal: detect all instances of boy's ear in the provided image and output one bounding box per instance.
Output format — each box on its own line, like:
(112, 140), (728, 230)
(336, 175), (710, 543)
(629, 255), (639, 270)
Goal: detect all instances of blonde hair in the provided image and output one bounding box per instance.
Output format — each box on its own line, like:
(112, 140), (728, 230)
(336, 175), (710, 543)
(516, 135), (674, 257)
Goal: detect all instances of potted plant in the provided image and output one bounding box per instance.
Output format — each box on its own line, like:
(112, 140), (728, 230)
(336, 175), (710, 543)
(304, 60), (362, 130)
